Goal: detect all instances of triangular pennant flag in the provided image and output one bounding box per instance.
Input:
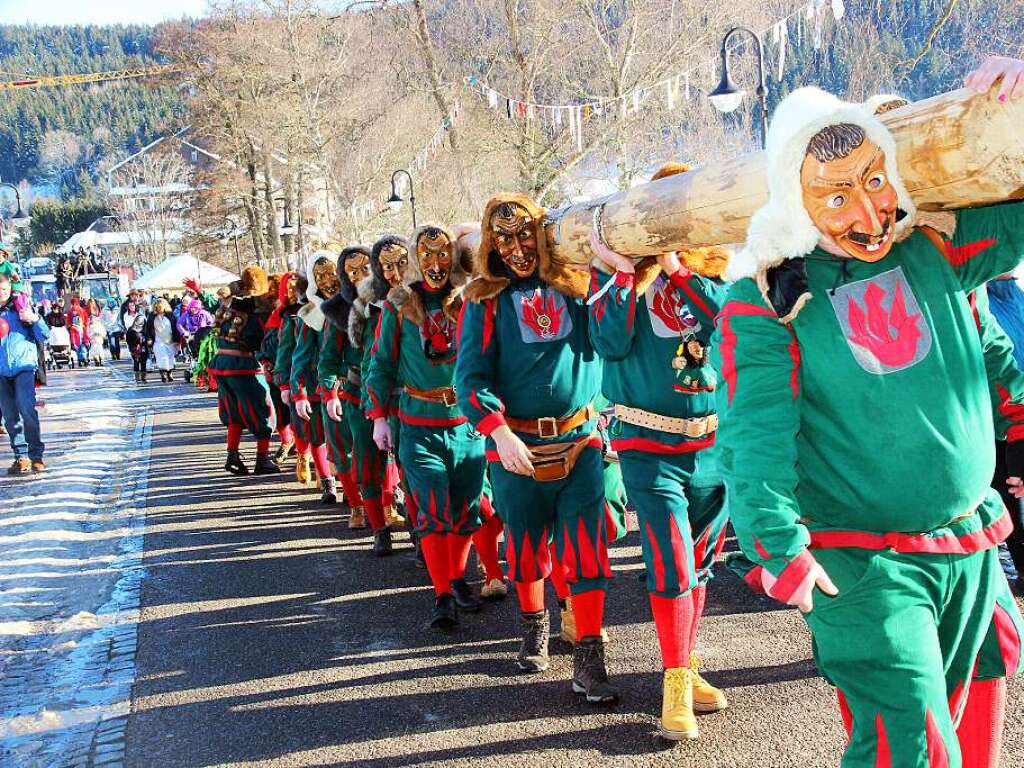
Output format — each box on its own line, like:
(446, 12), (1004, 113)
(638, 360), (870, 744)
(488, 89), (498, 109)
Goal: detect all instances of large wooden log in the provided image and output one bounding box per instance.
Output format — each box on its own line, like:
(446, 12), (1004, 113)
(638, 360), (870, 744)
(457, 87), (1024, 266)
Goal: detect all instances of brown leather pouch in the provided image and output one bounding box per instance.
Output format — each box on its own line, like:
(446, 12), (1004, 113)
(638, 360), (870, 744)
(529, 433), (594, 482)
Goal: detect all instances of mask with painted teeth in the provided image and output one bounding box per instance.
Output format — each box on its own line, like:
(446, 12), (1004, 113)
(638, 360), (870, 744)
(801, 131), (899, 264)
(416, 228), (454, 290)
(311, 258), (341, 299)
(379, 244), (410, 288)
(491, 202), (539, 278)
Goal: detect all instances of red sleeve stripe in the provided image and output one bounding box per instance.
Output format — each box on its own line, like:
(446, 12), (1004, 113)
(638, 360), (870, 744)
(718, 315), (738, 405)
(945, 238), (997, 268)
(770, 550), (815, 604)
(673, 272), (713, 322)
(482, 299), (496, 353)
(996, 383), (1024, 428)
(477, 411), (507, 436)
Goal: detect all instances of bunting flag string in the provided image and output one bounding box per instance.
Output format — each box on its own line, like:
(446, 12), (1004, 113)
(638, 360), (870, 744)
(464, 0), (842, 135)
(345, 101), (461, 227)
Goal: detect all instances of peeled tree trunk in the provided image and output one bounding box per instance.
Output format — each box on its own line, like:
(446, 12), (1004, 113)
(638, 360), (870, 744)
(457, 87), (1024, 266)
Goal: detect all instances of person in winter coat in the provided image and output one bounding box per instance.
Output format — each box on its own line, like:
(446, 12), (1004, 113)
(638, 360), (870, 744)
(68, 313), (89, 366)
(87, 313), (106, 366)
(145, 298), (180, 382)
(100, 298), (123, 360)
(66, 296), (89, 329)
(126, 314), (149, 383)
(45, 298), (67, 329)
(0, 273), (49, 474)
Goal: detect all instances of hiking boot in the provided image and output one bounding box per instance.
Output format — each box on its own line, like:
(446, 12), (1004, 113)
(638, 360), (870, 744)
(414, 537), (426, 569)
(481, 578), (508, 600)
(516, 611), (550, 673)
(8, 458), (30, 475)
(295, 453), (312, 485)
(383, 504), (405, 527)
(689, 652), (729, 712)
(273, 441), (295, 465)
(224, 450), (249, 475)
(30, 459), (45, 474)
(450, 578), (482, 613)
(429, 593), (458, 631)
(320, 476), (338, 504)
(660, 667), (698, 740)
(372, 527), (393, 557)
(253, 454), (281, 475)
(348, 505), (367, 529)
(572, 636), (619, 704)
(558, 605), (577, 643)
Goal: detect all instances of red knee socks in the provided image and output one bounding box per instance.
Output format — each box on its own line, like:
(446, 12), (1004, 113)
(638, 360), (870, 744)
(337, 472), (362, 507)
(448, 534), (472, 581)
(294, 434), (309, 456)
(226, 424), (242, 451)
(547, 542), (571, 602)
(278, 423), (294, 445)
(311, 444), (332, 479)
(689, 585), (706, 655)
(573, 589), (606, 642)
(472, 512), (504, 582)
(364, 498), (386, 530)
(420, 534), (452, 596)
(649, 593), (694, 669)
(956, 678), (1006, 768)
(515, 579), (545, 613)
(256, 438), (270, 458)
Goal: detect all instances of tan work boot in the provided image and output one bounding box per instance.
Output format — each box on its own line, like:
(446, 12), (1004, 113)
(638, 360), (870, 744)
(295, 453), (312, 486)
(690, 652), (729, 712)
(558, 599), (609, 643)
(348, 505), (367, 530)
(383, 504), (405, 527)
(660, 667), (698, 740)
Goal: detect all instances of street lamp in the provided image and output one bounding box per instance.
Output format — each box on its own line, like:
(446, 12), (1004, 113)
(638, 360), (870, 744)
(387, 169), (417, 229)
(708, 26), (769, 149)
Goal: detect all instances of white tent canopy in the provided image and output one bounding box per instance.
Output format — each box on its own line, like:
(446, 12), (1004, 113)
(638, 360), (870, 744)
(56, 229), (184, 254)
(133, 255), (238, 292)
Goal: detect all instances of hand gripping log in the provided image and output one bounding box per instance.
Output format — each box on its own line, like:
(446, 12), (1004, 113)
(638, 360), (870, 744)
(457, 87), (1024, 266)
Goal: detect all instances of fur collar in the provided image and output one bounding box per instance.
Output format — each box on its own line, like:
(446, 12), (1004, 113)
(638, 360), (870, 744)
(299, 249), (336, 332)
(321, 293), (352, 332)
(348, 275), (377, 347)
(388, 282), (465, 327)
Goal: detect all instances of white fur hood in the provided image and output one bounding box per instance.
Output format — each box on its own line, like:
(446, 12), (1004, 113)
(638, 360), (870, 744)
(297, 249), (335, 332)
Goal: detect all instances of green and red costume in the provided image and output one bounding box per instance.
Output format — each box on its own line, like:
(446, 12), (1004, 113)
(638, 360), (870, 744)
(589, 260), (728, 670)
(259, 276), (294, 451)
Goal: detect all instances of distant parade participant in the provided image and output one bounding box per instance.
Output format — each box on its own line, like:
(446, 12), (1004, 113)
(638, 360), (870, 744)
(714, 59), (1024, 768)
(588, 162), (731, 740)
(206, 266), (279, 476)
(349, 236), (409, 532)
(455, 194), (617, 703)
(365, 224), (486, 628)
(275, 273), (314, 486)
(259, 273), (296, 465)
(291, 251), (344, 503)
(146, 298), (179, 382)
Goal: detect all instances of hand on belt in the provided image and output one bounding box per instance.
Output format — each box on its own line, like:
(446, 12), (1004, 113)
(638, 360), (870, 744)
(404, 385), (457, 407)
(613, 404), (718, 437)
(505, 404), (597, 438)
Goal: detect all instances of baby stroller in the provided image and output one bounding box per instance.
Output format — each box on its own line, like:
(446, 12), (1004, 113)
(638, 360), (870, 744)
(48, 325), (74, 369)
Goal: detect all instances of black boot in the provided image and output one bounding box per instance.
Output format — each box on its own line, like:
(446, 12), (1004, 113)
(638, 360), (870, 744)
(572, 636), (619, 704)
(429, 593), (458, 631)
(372, 527), (393, 557)
(253, 454), (281, 475)
(224, 450), (249, 475)
(450, 577), (482, 613)
(516, 611), (550, 673)
(272, 441), (295, 465)
(320, 476), (338, 504)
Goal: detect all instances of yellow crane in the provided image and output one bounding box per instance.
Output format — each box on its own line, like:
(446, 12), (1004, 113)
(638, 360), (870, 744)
(0, 64), (183, 91)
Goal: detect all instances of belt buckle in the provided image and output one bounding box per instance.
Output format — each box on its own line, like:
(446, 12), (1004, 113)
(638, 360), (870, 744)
(442, 389), (456, 407)
(683, 418), (702, 438)
(707, 414), (719, 433)
(537, 417), (559, 438)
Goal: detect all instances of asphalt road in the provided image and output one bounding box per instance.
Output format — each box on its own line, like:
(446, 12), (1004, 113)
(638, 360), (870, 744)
(124, 396), (1024, 768)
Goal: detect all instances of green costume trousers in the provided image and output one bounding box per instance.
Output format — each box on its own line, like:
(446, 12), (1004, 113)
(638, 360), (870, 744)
(398, 422), (485, 536)
(618, 447), (728, 598)
(806, 544), (1022, 768)
(216, 374), (273, 440)
(322, 402), (353, 473)
(290, 400), (325, 447)
(490, 446), (611, 595)
(343, 400), (386, 501)
(602, 457), (629, 543)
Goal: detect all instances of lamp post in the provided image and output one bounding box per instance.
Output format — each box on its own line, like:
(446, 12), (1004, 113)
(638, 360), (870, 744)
(708, 26), (769, 149)
(0, 181), (29, 244)
(386, 169), (417, 229)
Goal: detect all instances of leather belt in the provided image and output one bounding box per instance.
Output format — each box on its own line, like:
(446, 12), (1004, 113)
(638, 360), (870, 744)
(347, 369), (361, 386)
(505, 404), (597, 438)
(215, 348), (254, 358)
(613, 404), (718, 438)
(405, 385), (457, 407)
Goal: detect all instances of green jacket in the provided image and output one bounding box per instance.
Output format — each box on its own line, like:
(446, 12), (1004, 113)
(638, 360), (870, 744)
(273, 312), (297, 392)
(711, 202), (1024, 591)
(290, 317), (322, 402)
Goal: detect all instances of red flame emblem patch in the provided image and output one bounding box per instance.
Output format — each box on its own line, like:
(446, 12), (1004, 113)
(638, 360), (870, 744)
(520, 291), (563, 338)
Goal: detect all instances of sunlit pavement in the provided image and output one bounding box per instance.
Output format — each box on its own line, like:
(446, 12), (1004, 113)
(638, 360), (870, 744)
(1, 364), (1022, 767)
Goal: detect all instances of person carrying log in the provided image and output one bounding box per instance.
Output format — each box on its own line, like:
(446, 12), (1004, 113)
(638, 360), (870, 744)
(455, 194), (618, 704)
(588, 161), (732, 740)
(712, 56), (1024, 768)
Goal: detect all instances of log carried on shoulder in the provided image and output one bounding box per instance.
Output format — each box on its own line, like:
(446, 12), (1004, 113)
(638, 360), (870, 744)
(458, 87), (1024, 266)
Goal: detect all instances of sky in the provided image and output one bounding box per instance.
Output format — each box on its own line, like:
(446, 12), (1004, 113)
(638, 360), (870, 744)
(0, 0), (208, 25)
